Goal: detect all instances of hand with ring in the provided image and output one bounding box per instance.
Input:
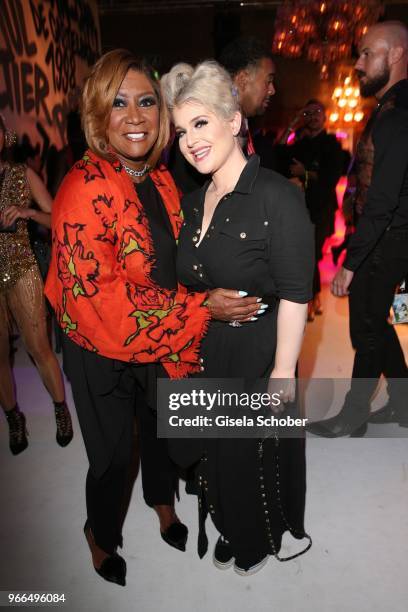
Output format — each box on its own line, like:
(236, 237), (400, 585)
(206, 288), (269, 323)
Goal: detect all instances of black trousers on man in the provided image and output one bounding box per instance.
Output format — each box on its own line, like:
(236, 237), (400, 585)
(62, 335), (179, 554)
(348, 227), (408, 407)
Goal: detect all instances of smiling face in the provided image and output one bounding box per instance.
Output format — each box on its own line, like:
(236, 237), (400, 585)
(107, 69), (160, 167)
(173, 101), (241, 175)
(237, 57), (276, 117)
(355, 30), (391, 98)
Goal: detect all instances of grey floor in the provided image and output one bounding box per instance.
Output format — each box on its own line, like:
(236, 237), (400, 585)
(1, 283), (408, 612)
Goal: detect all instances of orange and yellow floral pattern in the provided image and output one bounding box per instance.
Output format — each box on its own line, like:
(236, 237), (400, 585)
(45, 150), (209, 378)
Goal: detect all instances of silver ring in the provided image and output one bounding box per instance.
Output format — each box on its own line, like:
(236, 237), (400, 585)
(229, 320), (242, 327)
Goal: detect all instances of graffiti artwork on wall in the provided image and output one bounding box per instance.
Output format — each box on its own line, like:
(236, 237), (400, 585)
(0, 0), (100, 169)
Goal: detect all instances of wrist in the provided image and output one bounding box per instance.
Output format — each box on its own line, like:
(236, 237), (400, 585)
(270, 368), (296, 379)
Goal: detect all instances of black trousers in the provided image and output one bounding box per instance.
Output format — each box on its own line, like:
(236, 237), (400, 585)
(312, 223), (327, 296)
(62, 335), (179, 554)
(348, 227), (408, 405)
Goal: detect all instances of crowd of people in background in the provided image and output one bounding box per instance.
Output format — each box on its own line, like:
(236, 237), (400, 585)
(1, 18), (408, 584)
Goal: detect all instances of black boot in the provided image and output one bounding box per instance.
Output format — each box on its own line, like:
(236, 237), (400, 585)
(369, 400), (408, 427)
(4, 406), (28, 455)
(54, 401), (73, 447)
(306, 400), (369, 438)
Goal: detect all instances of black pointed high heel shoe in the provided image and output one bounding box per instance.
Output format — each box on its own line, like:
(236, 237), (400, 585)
(161, 522), (188, 552)
(94, 553), (126, 587)
(83, 520), (126, 586)
(5, 406), (28, 455)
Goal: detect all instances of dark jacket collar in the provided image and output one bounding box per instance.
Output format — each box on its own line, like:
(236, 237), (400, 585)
(200, 154), (260, 200)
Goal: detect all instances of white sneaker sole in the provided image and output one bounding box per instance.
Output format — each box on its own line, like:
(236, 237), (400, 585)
(213, 553), (235, 570)
(233, 555), (269, 576)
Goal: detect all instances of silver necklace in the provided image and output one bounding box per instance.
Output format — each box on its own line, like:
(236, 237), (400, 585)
(122, 162), (149, 178)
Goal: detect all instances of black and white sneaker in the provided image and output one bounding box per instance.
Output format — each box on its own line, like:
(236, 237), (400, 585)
(213, 536), (234, 570)
(234, 555), (269, 576)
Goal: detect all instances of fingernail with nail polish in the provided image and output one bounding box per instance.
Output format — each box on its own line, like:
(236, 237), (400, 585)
(250, 317), (258, 321)
(238, 291), (248, 297)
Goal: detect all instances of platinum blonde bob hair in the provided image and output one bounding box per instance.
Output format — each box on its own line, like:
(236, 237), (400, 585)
(161, 60), (240, 120)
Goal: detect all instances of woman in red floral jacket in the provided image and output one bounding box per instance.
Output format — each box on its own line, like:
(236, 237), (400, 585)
(45, 49), (259, 587)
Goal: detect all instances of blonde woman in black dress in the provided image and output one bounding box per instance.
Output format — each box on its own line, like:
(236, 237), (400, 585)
(162, 61), (314, 575)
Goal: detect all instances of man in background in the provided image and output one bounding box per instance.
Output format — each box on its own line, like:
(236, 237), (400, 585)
(286, 99), (344, 320)
(169, 37), (276, 191)
(219, 36), (276, 164)
(309, 21), (408, 437)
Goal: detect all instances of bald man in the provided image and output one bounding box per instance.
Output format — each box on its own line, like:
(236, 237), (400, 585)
(308, 21), (408, 437)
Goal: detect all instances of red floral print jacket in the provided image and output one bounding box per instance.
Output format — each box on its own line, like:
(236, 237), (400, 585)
(45, 150), (210, 378)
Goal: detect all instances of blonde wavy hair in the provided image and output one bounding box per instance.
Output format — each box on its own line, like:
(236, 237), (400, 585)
(161, 60), (240, 120)
(81, 49), (170, 168)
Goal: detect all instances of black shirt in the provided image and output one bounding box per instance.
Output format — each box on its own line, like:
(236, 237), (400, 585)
(177, 155), (314, 304)
(281, 130), (344, 225)
(344, 79), (408, 271)
(134, 176), (177, 290)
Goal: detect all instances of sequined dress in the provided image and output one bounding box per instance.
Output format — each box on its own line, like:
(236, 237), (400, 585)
(0, 163), (38, 292)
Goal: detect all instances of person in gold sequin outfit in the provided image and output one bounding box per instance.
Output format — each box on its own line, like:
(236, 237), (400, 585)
(0, 115), (73, 455)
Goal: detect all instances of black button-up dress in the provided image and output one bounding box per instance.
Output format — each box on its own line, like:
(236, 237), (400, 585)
(175, 156), (315, 565)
